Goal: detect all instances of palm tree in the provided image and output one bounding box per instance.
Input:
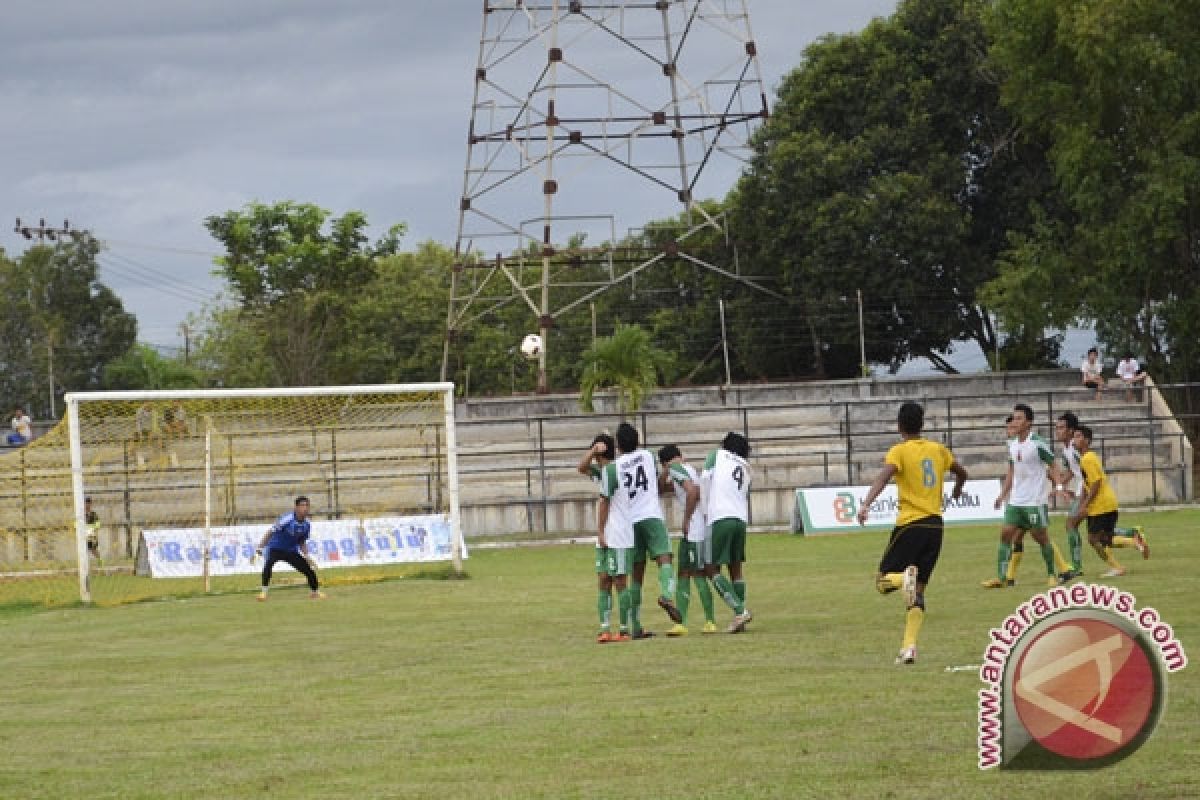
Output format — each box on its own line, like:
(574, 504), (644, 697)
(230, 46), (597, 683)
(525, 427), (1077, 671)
(579, 324), (673, 414)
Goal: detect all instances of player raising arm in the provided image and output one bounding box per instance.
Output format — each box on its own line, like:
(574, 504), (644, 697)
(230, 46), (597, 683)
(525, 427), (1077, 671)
(658, 445), (716, 636)
(256, 496), (324, 601)
(857, 401), (967, 665)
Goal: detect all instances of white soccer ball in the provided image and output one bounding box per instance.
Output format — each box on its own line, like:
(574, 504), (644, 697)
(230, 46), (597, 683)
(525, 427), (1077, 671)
(520, 333), (543, 359)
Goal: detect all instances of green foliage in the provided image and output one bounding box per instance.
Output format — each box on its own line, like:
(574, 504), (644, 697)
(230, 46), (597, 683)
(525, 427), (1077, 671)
(204, 202), (406, 385)
(0, 239), (136, 416)
(731, 0), (1061, 375)
(579, 324), (673, 413)
(986, 0), (1200, 379)
(102, 343), (204, 390)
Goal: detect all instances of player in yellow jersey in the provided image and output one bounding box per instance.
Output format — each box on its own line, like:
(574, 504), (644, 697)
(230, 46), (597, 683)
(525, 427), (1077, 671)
(858, 402), (968, 665)
(1070, 425), (1149, 577)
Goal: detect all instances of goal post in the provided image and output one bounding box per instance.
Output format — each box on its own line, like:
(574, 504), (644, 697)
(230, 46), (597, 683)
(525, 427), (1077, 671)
(52, 383), (464, 607)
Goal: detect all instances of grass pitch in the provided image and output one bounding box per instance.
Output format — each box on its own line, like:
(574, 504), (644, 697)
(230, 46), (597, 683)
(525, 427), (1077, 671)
(0, 510), (1195, 799)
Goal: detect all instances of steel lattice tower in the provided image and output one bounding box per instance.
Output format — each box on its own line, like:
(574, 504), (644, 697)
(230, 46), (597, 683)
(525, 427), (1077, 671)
(443, 0), (775, 391)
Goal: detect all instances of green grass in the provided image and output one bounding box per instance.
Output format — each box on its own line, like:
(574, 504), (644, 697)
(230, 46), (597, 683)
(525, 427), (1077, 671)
(0, 510), (1195, 799)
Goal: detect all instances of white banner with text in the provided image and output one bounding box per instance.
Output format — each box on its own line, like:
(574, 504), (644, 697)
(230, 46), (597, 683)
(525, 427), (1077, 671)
(793, 480), (1004, 534)
(136, 515), (464, 578)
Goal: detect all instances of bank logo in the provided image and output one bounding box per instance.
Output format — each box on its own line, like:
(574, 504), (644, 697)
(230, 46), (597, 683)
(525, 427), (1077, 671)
(978, 584), (1186, 769)
(832, 492), (856, 523)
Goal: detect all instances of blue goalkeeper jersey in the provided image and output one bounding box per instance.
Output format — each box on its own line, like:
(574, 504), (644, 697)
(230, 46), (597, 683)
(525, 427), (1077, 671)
(265, 512), (311, 553)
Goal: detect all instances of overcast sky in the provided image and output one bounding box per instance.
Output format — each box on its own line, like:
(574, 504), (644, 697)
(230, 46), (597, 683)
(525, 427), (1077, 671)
(1, 1), (899, 350)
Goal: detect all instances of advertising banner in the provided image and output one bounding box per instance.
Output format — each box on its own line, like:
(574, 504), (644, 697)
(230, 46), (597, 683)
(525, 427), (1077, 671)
(136, 514), (464, 578)
(793, 480), (1004, 534)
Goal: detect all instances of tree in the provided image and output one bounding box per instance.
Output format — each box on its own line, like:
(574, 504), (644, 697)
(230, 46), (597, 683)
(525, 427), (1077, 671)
(0, 239), (136, 417)
(730, 0), (1061, 376)
(985, 0), (1200, 380)
(103, 343), (204, 390)
(579, 324), (673, 414)
(204, 202), (404, 385)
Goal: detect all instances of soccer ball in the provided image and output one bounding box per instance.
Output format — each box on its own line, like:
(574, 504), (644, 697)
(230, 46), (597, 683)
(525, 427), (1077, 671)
(520, 333), (543, 359)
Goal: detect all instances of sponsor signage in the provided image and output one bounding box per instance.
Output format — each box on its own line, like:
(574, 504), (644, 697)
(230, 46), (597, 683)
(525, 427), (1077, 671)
(136, 515), (464, 578)
(793, 479), (1004, 534)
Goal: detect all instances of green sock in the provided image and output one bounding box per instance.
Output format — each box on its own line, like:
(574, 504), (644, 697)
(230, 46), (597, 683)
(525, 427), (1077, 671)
(597, 589), (612, 631)
(658, 562), (676, 601)
(630, 582), (643, 633)
(713, 574), (744, 614)
(676, 577), (690, 626)
(695, 576), (715, 623)
(733, 579), (746, 605)
(618, 587), (631, 632)
(1039, 541), (1056, 575)
(1067, 527), (1083, 572)
(997, 542), (1012, 582)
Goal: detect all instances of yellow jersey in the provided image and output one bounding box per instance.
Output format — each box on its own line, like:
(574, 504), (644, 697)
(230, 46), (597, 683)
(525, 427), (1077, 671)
(1079, 450), (1118, 515)
(885, 437), (955, 526)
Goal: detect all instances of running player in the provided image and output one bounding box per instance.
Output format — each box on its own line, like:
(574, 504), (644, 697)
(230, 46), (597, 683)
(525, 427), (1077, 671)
(1070, 425), (1149, 577)
(658, 445), (716, 636)
(1052, 411), (1086, 576)
(598, 423), (681, 638)
(704, 432), (753, 633)
(982, 404), (1074, 589)
(1000, 414), (1026, 586)
(255, 496), (324, 600)
(858, 401), (968, 665)
(578, 433), (632, 642)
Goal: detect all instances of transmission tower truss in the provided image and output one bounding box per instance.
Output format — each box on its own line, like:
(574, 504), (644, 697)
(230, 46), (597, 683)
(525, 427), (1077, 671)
(444, 0), (776, 387)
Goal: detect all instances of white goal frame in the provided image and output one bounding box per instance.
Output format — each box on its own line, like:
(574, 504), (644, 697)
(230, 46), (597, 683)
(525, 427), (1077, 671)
(65, 383), (463, 603)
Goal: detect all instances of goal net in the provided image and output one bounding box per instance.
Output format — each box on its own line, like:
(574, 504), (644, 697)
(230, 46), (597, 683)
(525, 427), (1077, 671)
(0, 384), (463, 608)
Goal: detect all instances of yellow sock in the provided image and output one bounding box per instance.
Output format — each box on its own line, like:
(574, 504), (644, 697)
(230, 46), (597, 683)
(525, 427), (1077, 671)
(1051, 542), (1072, 574)
(1005, 551), (1023, 583)
(876, 573), (904, 593)
(902, 607), (925, 650)
(1103, 546), (1123, 569)
(1112, 536), (1135, 548)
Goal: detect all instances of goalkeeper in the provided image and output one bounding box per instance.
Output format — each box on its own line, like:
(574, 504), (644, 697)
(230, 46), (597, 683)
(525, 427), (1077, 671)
(255, 496), (324, 600)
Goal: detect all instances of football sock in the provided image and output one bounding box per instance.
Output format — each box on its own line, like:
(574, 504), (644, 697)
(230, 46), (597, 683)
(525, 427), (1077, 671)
(878, 573), (904, 593)
(658, 562), (676, 601)
(1114, 527), (1135, 537)
(733, 579), (746, 605)
(259, 586), (268, 595)
(712, 574), (744, 614)
(1066, 526), (1084, 572)
(1112, 535), (1136, 548)
(630, 582), (643, 633)
(618, 587), (631, 631)
(1051, 542), (1072, 574)
(676, 578), (691, 626)
(902, 607), (925, 650)
(1093, 543), (1122, 569)
(598, 589), (612, 630)
(1005, 551), (1023, 584)
(695, 576), (715, 623)
(997, 542), (1013, 582)
(1039, 541), (1057, 575)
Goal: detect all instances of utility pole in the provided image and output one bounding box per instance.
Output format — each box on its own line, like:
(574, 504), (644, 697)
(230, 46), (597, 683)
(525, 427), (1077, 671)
(179, 323), (192, 365)
(14, 218), (89, 419)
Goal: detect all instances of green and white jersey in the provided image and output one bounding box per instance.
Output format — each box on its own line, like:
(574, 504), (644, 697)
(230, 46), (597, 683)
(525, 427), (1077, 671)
(703, 448), (750, 523)
(1007, 432), (1055, 506)
(1060, 441), (1083, 492)
(600, 448), (663, 530)
(590, 464), (632, 548)
(667, 461), (706, 542)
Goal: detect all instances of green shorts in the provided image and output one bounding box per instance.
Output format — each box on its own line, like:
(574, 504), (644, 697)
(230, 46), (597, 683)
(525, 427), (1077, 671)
(676, 537), (711, 573)
(710, 517), (747, 566)
(597, 546), (633, 577)
(1004, 504), (1048, 530)
(632, 518), (671, 563)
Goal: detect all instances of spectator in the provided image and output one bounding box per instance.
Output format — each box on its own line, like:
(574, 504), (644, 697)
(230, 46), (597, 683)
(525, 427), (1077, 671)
(1115, 352), (1148, 402)
(1080, 348), (1105, 401)
(163, 401), (188, 436)
(7, 407), (32, 446)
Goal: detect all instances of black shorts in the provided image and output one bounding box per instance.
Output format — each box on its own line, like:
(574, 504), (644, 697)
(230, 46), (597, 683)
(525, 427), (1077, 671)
(1087, 511), (1118, 543)
(1085, 381), (1100, 390)
(878, 515), (943, 585)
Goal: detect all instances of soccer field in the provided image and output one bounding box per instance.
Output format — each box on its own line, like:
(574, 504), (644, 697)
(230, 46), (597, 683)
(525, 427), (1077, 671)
(0, 511), (1195, 799)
